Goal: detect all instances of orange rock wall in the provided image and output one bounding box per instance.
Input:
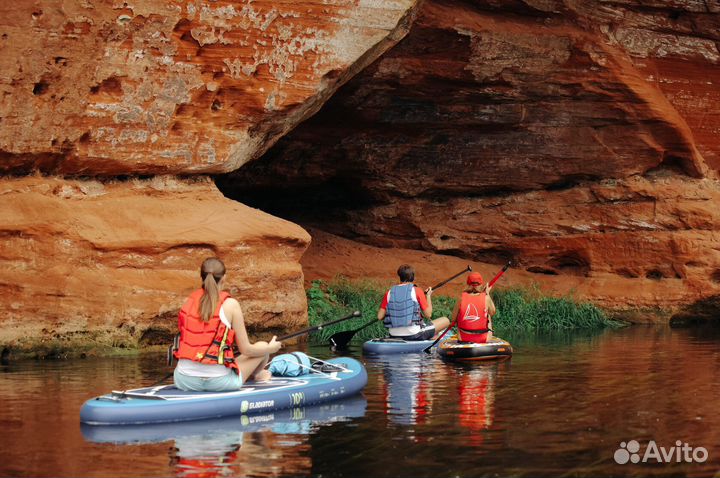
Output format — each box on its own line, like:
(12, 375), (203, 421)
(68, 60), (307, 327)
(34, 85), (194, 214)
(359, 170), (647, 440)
(0, 1), (421, 352)
(223, 0), (720, 320)
(0, 0), (419, 175)
(0, 176), (310, 352)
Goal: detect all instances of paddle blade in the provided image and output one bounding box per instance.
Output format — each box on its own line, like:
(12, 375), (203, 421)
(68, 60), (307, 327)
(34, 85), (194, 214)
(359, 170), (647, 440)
(329, 330), (357, 350)
(422, 338), (444, 354)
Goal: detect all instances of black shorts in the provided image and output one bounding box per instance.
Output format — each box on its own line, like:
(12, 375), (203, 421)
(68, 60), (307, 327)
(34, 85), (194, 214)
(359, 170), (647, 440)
(390, 324), (436, 341)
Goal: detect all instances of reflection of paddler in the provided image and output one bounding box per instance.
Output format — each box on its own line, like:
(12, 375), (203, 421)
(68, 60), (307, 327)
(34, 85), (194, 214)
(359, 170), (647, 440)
(170, 431), (244, 478)
(457, 366), (496, 447)
(380, 356), (431, 426)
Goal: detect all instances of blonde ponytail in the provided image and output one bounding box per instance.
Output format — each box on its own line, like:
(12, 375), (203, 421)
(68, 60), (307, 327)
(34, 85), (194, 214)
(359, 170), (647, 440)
(464, 284), (487, 294)
(197, 257), (226, 322)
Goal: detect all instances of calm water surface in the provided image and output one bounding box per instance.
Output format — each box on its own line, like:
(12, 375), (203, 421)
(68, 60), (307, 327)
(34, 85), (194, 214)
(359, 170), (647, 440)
(1, 326), (719, 477)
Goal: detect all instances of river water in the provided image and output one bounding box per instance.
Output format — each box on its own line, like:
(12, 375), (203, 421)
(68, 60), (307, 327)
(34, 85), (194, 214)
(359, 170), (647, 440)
(1, 325), (719, 477)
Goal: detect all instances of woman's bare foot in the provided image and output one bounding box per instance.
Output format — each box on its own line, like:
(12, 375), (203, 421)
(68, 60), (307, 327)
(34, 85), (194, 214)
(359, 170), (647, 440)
(252, 369), (272, 382)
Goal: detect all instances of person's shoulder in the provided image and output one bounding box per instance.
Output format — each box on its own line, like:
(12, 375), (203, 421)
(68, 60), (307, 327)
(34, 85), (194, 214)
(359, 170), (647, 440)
(222, 296), (241, 309)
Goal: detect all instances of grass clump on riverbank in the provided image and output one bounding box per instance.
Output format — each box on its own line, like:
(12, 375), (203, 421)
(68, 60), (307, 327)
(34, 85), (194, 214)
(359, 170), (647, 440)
(307, 278), (387, 344)
(492, 286), (623, 330)
(306, 278), (622, 344)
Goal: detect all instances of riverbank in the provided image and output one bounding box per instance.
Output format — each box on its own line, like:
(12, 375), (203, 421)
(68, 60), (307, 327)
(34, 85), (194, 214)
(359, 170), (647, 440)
(300, 229), (715, 325)
(307, 278), (625, 345)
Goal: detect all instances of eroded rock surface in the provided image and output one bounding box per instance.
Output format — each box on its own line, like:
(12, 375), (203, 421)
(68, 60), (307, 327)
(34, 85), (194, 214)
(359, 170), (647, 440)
(223, 0), (720, 320)
(0, 0), (418, 175)
(0, 1), (423, 352)
(0, 176), (309, 353)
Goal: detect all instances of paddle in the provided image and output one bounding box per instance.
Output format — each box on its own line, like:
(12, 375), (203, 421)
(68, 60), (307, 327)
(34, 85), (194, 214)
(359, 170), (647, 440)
(423, 262), (511, 354)
(328, 265), (472, 349)
(278, 310), (361, 341)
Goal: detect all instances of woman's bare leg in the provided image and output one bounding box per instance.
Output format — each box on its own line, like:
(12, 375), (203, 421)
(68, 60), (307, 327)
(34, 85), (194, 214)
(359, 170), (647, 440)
(236, 354), (271, 383)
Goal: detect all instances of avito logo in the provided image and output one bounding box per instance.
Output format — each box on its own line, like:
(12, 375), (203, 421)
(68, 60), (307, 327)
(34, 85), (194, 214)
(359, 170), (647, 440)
(614, 440), (708, 465)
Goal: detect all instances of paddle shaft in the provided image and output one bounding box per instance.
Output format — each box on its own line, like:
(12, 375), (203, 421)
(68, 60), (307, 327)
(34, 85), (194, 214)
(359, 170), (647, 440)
(423, 262), (511, 353)
(428, 265), (472, 292)
(279, 310), (361, 341)
(349, 319), (376, 335)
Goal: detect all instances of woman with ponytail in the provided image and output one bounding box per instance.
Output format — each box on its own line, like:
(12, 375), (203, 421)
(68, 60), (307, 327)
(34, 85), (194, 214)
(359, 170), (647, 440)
(173, 257), (282, 392)
(450, 272), (497, 344)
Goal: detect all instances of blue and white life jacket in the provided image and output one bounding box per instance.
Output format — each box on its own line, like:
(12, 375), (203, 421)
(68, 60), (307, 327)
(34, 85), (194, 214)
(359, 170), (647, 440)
(383, 284), (422, 328)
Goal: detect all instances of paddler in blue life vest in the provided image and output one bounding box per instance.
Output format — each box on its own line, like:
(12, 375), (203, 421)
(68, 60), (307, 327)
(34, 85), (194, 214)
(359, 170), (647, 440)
(377, 264), (450, 340)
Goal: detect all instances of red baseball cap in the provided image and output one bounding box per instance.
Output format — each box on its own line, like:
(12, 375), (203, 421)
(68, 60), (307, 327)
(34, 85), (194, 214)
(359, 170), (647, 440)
(467, 272), (483, 285)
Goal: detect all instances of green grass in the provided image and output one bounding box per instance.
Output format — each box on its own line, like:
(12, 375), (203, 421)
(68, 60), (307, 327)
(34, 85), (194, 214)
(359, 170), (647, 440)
(492, 286), (623, 330)
(307, 278), (387, 344)
(306, 278), (622, 345)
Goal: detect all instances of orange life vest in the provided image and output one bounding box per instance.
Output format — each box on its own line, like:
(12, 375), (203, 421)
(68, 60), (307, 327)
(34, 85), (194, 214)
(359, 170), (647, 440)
(457, 292), (490, 337)
(174, 289), (237, 370)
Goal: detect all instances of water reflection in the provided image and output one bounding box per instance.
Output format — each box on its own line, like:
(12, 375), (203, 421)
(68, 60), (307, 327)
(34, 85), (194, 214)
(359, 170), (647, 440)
(81, 396), (366, 477)
(367, 351), (507, 432)
(367, 354), (433, 427)
(456, 362), (504, 447)
(2, 327), (720, 477)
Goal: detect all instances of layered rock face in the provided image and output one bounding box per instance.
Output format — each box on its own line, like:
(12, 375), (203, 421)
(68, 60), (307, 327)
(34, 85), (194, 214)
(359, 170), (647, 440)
(223, 0), (720, 318)
(0, 0), (420, 352)
(0, 176), (309, 352)
(0, 0), (418, 175)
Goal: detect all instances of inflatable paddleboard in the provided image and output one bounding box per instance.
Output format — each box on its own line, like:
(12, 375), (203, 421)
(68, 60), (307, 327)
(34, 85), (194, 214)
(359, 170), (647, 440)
(362, 332), (453, 355)
(437, 336), (512, 362)
(80, 357), (367, 425)
(82, 394), (367, 444)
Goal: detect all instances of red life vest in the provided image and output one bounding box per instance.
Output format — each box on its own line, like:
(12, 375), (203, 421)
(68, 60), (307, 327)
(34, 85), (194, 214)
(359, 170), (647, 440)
(457, 292), (490, 343)
(174, 289), (237, 370)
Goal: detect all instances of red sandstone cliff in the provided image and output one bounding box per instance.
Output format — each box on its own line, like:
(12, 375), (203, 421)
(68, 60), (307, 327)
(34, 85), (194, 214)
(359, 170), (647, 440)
(223, 0), (720, 320)
(2, 0), (720, 356)
(0, 0), (420, 354)
(0, 176), (310, 352)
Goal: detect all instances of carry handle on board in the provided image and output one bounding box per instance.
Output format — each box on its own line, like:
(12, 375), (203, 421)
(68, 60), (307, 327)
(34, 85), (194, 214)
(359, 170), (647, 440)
(423, 262), (511, 354)
(167, 333), (180, 367)
(328, 265), (472, 350)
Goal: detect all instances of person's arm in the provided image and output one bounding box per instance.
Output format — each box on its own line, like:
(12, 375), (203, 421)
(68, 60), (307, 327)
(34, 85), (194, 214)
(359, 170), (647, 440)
(377, 308), (386, 321)
(224, 298), (281, 357)
(486, 287), (496, 317)
(450, 301), (460, 323)
(419, 287), (433, 319)
(377, 290), (389, 321)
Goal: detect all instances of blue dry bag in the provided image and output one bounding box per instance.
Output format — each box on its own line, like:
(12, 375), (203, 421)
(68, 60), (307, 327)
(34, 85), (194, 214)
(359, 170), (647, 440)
(268, 352), (312, 377)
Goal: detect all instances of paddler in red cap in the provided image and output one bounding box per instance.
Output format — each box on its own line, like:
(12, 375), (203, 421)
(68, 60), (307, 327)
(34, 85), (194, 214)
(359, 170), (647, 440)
(450, 271), (496, 343)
